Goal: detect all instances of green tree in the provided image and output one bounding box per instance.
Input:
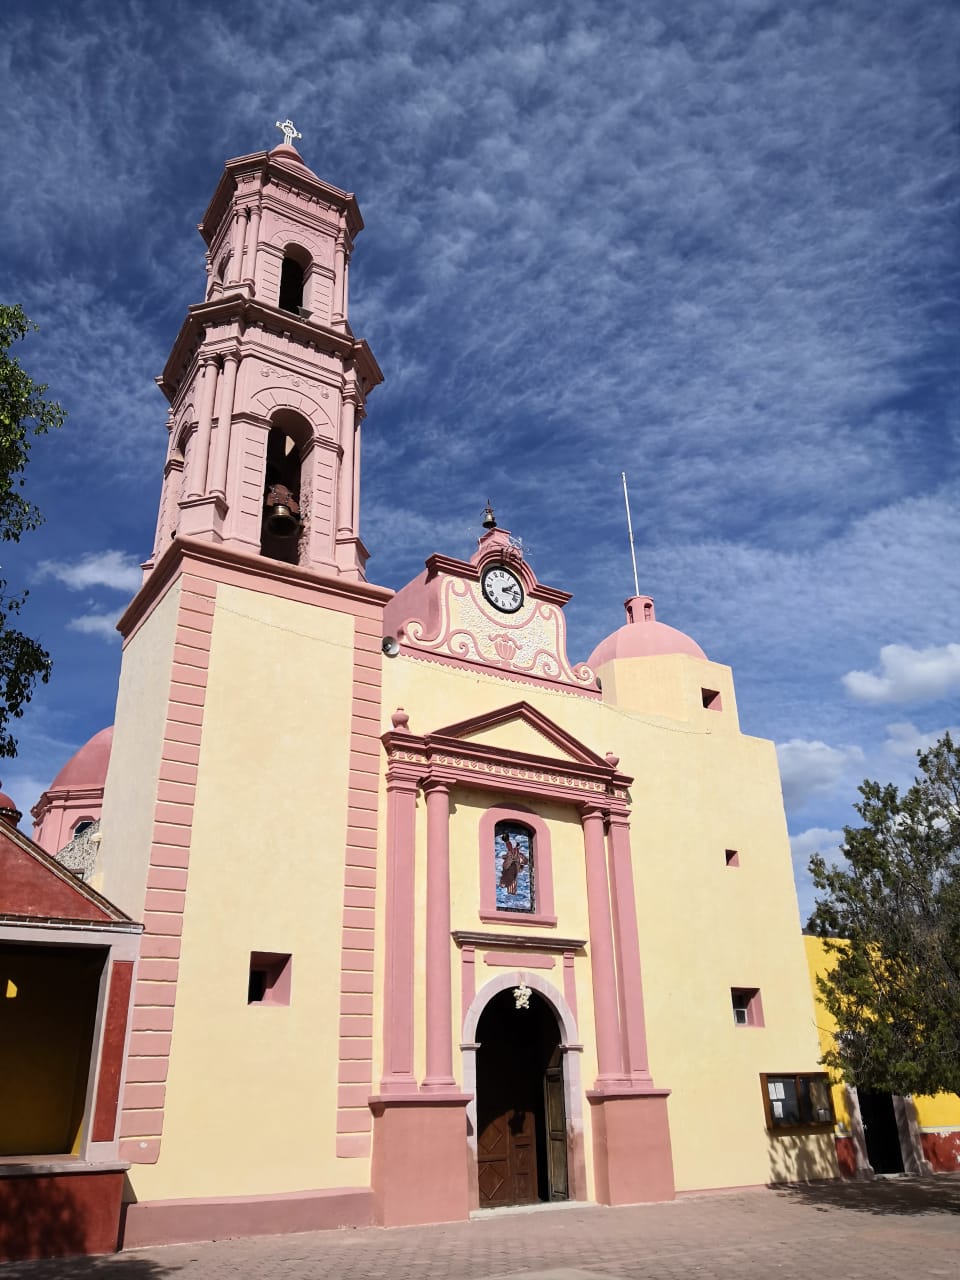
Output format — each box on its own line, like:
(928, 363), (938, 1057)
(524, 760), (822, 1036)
(0, 305), (65, 757)
(809, 732), (960, 1096)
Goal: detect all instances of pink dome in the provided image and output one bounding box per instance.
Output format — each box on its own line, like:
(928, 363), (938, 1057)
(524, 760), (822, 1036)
(588, 596), (707, 669)
(0, 786), (22, 826)
(49, 726), (114, 792)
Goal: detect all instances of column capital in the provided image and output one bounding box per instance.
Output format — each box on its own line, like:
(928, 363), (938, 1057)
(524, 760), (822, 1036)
(422, 776), (452, 798)
(580, 803), (608, 824)
(385, 768), (421, 794)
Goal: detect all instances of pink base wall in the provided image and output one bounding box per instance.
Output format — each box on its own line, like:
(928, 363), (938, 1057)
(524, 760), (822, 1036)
(588, 1092), (676, 1205)
(370, 1095), (471, 1227)
(121, 1186), (374, 1248)
(0, 1169), (125, 1262)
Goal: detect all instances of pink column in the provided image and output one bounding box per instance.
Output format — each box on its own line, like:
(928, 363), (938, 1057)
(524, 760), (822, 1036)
(423, 779), (455, 1090)
(185, 357), (219, 499)
(607, 811), (654, 1086)
(228, 209), (247, 284)
(245, 204), (261, 285)
(337, 389), (357, 535)
(581, 805), (623, 1083)
(332, 219), (346, 322)
(209, 352), (240, 498)
(380, 770), (418, 1093)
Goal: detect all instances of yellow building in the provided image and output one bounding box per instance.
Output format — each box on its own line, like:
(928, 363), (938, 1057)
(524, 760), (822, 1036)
(804, 935), (960, 1177)
(27, 134), (842, 1250)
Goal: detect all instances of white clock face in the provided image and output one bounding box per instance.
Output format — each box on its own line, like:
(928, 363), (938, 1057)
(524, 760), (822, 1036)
(481, 565), (525, 613)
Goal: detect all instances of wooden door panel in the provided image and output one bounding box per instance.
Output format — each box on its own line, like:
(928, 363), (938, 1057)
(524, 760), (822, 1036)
(544, 1064), (569, 1200)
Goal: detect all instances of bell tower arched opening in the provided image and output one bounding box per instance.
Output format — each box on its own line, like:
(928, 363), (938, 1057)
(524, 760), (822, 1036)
(475, 988), (569, 1208)
(260, 410), (309, 566)
(278, 247), (309, 314)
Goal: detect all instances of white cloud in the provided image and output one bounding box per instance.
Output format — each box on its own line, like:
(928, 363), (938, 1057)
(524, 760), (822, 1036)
(789, 827), (846, 925)
(37, 551), (142, 594)
(843, 643), (960, 706)
(883, 720), (960, 760)
(68, 613), (121, 641)
(776, 739), (864, 811)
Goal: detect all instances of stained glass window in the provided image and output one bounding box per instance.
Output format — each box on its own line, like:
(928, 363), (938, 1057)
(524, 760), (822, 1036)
(494, 821), (535, 913)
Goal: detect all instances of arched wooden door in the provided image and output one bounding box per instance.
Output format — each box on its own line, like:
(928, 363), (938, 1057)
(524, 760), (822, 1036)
(475, 989), (569, 1207)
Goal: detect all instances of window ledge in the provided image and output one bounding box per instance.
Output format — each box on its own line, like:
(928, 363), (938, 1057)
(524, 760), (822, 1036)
(478, 911), (557, 928)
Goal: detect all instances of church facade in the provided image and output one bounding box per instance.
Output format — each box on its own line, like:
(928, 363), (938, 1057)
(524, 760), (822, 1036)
(19, 135), (839, 1252)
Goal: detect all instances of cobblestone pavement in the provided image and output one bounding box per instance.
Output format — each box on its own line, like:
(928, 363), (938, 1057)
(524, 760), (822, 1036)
(4, 1175), (959, 1280)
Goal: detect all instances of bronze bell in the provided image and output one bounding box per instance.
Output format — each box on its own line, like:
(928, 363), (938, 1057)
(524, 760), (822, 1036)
(482, 501), (497, 530)
(264, 483), (301, 538)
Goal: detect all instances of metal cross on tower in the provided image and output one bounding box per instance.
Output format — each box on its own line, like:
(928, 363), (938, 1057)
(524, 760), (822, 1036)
(275, 118), (303, 147)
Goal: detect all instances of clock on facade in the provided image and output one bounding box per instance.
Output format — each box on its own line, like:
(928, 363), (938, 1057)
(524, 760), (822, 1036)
(481, 565), (525, 614)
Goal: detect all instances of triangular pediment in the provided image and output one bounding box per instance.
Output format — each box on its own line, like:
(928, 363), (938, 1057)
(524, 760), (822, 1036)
(0, 824), (132, 926)
(430, 701), (609, 768)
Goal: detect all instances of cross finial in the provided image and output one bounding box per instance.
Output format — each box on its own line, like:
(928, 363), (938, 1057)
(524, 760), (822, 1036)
(275, 118), (302, 148)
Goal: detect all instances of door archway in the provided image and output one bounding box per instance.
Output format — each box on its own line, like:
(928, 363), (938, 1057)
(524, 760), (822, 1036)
(474, 988), (567, 1207)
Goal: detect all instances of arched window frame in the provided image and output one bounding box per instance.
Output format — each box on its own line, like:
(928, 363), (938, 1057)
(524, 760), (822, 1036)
(278, 244), (312, 315)
(478, 803), (556, 926)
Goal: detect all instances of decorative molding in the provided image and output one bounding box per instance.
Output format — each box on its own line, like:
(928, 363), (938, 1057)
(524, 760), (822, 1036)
(452, 930), (586, 951)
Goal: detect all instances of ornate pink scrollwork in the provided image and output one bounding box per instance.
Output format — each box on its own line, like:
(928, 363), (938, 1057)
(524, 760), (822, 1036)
(491, 633), (521, 666)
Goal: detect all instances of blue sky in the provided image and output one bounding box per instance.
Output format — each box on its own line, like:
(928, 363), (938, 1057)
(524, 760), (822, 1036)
(2, 0), (958, 920)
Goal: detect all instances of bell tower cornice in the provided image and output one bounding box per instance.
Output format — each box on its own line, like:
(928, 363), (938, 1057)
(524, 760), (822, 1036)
(199, 149), (364, 248)
(157, 295), (383, 406)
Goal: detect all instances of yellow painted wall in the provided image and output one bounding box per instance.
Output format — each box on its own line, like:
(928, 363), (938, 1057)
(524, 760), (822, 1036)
(804, 934), (960, 1131)
(98, 579), (181, 916)
(381, 647), (833, 1193)
(128, 585), (360, 1202)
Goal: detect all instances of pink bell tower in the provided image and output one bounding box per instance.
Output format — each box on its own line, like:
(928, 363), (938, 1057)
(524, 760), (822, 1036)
(147, 121), (383, 581)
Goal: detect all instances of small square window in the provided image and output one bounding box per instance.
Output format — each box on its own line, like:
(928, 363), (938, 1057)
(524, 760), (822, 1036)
(731, 987), (763, 1027)
(701, 688), (722, 711)
(248, 952), (292, 1006)
(725, 849), (740, 867)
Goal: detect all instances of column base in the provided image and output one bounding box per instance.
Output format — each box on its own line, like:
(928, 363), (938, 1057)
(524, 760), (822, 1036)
(335, 534), (370, 580)
(587, 1088), (675, 1205)
(370, 1092), (471, 1227)
(178, 494), (228, 541)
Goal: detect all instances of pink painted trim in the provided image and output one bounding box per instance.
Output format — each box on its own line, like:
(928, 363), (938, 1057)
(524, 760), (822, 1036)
(334, 612), (385, 1152)
(483, 951), (554, 969)
(119, 575), (216, 1162)
(563, 950), (578, 1017)
(460, 945), (476, 1020)
(582, 807), (623, 1083)
(477, 803), (556, 926)
(379, 774), (417, 1092)
(732, 987), (764, 1027)
(119, 537), (391, 645)
(423, 781), (455, 1089)
(397, 647), (601, 700)
(121, 1186), (374, 1248)
(606, 814), (654, 1085)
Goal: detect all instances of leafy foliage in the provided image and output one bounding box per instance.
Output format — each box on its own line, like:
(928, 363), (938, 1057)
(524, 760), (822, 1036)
(809, 733), (960, 1096)
(0, 305), (64, 757)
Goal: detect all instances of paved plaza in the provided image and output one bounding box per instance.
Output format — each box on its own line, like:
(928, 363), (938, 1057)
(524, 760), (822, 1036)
(3, 1175), (959, 1280)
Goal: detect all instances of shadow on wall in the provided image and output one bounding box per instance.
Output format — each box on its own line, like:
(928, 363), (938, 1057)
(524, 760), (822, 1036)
(766, 1132), (839, 1186)
(774, 1172), (960, 1217)
(0, 1175), (175, 1275)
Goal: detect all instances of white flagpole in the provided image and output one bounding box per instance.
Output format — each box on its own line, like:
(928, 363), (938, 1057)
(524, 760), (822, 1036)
(621, 471), (640, 597)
